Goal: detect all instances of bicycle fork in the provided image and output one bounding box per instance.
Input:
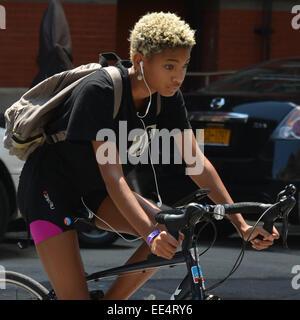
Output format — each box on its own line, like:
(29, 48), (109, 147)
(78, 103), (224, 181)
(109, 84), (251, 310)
(170, 229), (206, 300)
(170, 247), (206, 300)
(185, 246), (206, 300)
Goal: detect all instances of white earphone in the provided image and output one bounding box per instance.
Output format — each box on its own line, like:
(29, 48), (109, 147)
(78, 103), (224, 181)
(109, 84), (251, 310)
(135, 60), (162, 208)
(139, 61), (144, 75)
(136, 60), (151, 119)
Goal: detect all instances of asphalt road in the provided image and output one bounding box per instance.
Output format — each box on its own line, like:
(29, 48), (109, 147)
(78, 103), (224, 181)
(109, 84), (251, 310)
(1, 226), (300, 301)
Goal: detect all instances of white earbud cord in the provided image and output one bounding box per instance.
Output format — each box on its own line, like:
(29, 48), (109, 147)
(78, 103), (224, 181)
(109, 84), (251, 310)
(81, 197), (142, 243)
(136, 62), (163, 207)
(136, 64), (152, 119)
(138, 117), (163, 208)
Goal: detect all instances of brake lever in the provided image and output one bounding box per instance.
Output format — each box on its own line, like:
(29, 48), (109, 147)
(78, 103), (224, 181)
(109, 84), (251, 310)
(273, 184), (296, 248)
(278, 195), (296, 248)
(255, 203), (281, 241)
(276, 184), (296, 202)
(281, 217), (289, 249)
(256, 196), (296, 247)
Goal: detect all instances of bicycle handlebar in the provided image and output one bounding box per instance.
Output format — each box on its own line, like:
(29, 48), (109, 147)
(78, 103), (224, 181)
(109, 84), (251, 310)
(155, 184), (296, 245)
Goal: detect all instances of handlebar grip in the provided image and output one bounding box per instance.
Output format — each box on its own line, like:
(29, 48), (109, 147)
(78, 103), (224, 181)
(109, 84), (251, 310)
(262, 220), (274, 234)
(155, 210), (183, 240)
(168, 230), (179, 241)
(256, 220), (274, 240)
(155, 213), (179, 239)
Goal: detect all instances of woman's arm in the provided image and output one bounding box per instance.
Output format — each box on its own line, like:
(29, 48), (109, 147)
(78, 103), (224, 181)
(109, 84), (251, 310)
(174, 130), (279, 249)
(92, 140), (181, 257)
(92, 140), (156, 240)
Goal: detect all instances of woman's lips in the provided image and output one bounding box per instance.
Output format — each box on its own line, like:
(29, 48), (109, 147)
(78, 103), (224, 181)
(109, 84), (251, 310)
(168, 86), (180, 92)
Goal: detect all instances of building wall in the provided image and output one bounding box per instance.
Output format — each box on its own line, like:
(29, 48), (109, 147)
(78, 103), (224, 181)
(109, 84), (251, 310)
(0, 1), (117, 87)
(0, 0), (299, 88)
(214, 0), (300, 71)
(271, 10), (300, 59)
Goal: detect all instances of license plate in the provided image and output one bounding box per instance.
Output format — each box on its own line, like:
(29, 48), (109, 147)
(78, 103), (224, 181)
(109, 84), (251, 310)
(204, 127), (231, 146)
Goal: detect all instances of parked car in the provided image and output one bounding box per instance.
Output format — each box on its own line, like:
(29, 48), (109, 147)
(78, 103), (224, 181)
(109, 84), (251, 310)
(183, 56), (300, 226)
(0, 125), (24, 240)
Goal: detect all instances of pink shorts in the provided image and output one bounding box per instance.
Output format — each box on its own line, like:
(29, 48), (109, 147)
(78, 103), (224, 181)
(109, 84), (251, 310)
(30, 220), (64, 245)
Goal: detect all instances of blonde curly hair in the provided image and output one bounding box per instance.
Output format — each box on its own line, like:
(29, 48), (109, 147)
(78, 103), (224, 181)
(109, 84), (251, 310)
(129, 12), (196, 60)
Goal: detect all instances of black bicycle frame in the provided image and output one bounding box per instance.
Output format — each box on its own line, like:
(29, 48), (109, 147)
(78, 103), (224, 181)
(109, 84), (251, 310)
(85, 228), (207, 300)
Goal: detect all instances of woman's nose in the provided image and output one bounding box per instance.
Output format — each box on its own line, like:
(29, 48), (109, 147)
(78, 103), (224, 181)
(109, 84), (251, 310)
(172, 69), (186, 85)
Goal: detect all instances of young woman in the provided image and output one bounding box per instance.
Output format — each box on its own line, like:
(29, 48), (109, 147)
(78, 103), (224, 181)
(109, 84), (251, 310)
(17, 12), (279, 300)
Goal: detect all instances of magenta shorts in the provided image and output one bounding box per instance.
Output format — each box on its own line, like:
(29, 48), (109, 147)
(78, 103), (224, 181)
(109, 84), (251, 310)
(30, 220), (64, 245)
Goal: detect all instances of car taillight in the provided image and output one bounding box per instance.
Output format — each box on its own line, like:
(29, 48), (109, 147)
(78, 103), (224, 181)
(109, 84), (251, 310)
(272, 106), (300, 140)
(292, 119), (300, 138)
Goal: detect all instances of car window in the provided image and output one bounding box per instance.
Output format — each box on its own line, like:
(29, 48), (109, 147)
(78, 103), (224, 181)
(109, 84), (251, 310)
(202, 59), (300, 94)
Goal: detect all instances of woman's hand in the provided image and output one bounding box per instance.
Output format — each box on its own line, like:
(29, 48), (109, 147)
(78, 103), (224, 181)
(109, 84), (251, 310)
(240, 225), (280, 250)
(149, 231), (184, 259)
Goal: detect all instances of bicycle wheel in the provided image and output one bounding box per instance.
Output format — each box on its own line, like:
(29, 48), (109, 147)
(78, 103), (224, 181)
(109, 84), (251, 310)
(0, 271), (50, 300)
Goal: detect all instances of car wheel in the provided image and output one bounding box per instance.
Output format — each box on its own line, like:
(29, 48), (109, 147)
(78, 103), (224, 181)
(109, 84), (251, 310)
(0, 180), (10, 241)
(78, 227), (118, 246)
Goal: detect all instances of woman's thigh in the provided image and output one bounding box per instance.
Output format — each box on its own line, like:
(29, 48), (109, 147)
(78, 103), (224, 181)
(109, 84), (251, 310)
(95, 192), (161, 236)
(36, 229), (89, 300)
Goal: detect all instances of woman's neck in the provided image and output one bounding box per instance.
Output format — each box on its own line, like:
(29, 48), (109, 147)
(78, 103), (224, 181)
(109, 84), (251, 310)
(128, 66), (153, 111)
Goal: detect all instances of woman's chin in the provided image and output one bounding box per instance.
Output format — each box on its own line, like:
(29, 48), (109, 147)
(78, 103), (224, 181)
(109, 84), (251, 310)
(159, 89), (178, 97)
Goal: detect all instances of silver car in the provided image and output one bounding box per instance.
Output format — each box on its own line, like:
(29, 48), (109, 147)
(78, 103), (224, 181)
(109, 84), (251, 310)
(0, 126), (24, 240)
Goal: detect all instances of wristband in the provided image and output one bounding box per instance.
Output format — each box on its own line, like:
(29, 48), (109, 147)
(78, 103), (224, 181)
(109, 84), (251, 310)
(147, 229), (161, 247)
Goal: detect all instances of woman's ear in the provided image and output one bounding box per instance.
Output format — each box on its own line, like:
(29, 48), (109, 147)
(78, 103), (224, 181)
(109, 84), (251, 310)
(132, 52), (144, 73)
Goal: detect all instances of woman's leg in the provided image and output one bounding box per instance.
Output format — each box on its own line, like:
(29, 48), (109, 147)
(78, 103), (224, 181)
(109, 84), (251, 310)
(35, 229), (90, 300)
(95, 193), (161, 300)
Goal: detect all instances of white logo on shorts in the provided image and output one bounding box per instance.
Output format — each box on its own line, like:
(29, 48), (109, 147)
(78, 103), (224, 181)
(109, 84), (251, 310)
(43, 191), (55, 210)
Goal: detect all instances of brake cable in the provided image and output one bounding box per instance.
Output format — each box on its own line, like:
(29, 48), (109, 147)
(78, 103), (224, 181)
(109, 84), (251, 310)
(200, 204), (279, 293)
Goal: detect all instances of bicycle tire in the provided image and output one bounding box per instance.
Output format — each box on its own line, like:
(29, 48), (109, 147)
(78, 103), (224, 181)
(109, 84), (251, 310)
(0, 271), (50, 300)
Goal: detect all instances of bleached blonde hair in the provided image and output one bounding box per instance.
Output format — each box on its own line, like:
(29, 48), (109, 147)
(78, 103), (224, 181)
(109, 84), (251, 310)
(129, 12), (196, 60)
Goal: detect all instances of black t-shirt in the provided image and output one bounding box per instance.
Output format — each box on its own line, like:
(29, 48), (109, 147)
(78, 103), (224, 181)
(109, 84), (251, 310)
(45, 60), (191, 196)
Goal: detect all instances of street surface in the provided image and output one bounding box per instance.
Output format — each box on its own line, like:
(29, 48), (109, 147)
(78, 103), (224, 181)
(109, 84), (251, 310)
(1, 224), (300, 300)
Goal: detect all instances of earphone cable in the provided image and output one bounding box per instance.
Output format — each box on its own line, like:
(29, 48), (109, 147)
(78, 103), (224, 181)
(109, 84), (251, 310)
(80, 197), (142, 243)
(135, 62), (163, 207)
(139, 117), (163, 208)
(136, 63), (152, 119)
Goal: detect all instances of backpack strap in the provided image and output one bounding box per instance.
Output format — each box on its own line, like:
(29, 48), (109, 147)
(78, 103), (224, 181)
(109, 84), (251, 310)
(102, 66), (123, 118)
(49, 66), (122, 143)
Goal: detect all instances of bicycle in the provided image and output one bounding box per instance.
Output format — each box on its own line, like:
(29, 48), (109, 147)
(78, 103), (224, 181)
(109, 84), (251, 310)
(0, 184), (296, 300)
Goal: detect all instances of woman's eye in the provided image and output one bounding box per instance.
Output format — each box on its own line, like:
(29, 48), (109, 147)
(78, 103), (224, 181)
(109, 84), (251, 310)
(165, 65), (174, 70)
